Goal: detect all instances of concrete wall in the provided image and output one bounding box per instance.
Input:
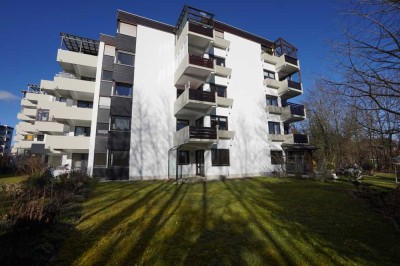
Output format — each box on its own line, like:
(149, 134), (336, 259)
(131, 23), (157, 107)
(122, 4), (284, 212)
(129, 24), (176, 180)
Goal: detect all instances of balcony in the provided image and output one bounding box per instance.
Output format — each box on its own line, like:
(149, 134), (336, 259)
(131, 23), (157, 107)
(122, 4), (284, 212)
(267, 134), (286, 142)
(57, 33), (99, 78)
(284, 134), (309, 144)
(261, 53), (278, 65)
(214, 62), (232, 77)
(26, 92), (52, 103)
(41, 76), (95, 101)
(15, 140), (36, 149)
(46, 135), (90, 152)
(217, 129), (235, 140)
(175, 54), (215, 89)
(21, 99), (36, 108)
(175, 88), (215, 116)
(264, 78), (281, 89)
(17, 113), (34, 122)
(281, 103), (306, 123)
(177, 6), (214, 38)
(265, 105), (286, 115)
(174, 126), (217, 146)
(214, 36), (230, 50)
(216, 96), (233, 108)
(51, 106), (92, 126)
(23, 108), (37, 118)
(34, 121), (68, 135)
(278, 80), (302, 100)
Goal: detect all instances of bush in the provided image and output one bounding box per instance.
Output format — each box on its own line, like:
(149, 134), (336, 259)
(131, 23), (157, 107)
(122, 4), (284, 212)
(326, 162), (336, 171)
(15, 157), (47, 176)
(5, 170), (92, 230)
(362, 161), (375, 175)
(0, 154), (15, 174)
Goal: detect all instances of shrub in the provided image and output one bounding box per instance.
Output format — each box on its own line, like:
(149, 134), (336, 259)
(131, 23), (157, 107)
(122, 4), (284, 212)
(326, 162), (336, 171)
(15, 157), (47, 176)
(362, 161), (375, 175)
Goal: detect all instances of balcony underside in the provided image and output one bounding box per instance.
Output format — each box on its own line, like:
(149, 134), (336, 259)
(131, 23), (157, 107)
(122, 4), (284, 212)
(175, 102), (214, 117)
(57, 49), (97, 78)
(175, 70), (211, 90)
(276, 63), (299, 80)
(189, 33), (213, 51)
(279, 88), (302, 100)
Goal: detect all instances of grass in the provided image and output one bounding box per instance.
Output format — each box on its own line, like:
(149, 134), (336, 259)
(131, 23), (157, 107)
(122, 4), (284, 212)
(362, 173), (399, 189)
(0, 175), (27, 185)
(50, 177), (400, 266)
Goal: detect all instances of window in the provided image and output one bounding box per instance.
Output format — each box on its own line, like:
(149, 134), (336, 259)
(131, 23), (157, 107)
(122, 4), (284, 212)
(97, 123), (109, 135)
(59, 97), (67, 103)
(210, 115), (228, 130)
(36, 109), (49, 121)
(25, 135), (34, 141)
(102, 70), (113, 81)
(109, 150), (129, 167)
(37, 135), (44, 141)
(77, 101), (93, 108)
(116, 51), (134, 66)
(178, 151), (190, 165)
(210, 55), (225, 67)
(268, 122), (281, 134)
(264, 70), (275, 80)
(74, 126), (91, 136)
(115, 83), (133, 97)
(94, 153), (107, 166)
(271, 150), (284, 165)
(210, 83), (227, 97)
(81, 76), (96, 82)
(111, 116), (130, 131)
(211, 149), (230, 166)
(266, 95), (278, 106)
(176, 119), (189, 131)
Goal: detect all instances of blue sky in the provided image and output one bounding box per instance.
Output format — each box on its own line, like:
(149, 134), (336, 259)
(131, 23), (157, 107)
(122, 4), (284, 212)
(0, 0), (340, 129)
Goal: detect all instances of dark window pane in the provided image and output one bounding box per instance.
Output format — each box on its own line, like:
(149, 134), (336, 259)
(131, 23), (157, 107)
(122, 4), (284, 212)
(268, 122), (281, 134)
(110, 150), (129, 167)
(102, 70), (113, 81)
(97, 123), (109, 135)
(77, 101), (93, 108)
(111, 116), (131, 131)
(36, 109), (49, 121)
(266, 96), (278, 106)
(264, 70), (275, 80)
(178, 151), (190, 165)
(210, 115), (228, 130)
(37, 135), (44, 141)
(75, 126), (91, 136)
(271, 150), (283, 165)
(210, 83), (227, 97)
(117, 52), (134, 66)
(211, 149), (230, 166)
(176, 119), (189, 131)
(94, 153), (107, 166)
(115, 83), (132, 97)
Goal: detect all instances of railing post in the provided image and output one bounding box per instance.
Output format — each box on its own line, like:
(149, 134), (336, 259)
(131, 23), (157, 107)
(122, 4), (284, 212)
(79, 40), (83, 53)
(60, 36), (64, 49)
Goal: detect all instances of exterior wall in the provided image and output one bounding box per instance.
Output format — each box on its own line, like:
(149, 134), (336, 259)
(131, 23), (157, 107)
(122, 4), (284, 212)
(129, 24), (176, 180)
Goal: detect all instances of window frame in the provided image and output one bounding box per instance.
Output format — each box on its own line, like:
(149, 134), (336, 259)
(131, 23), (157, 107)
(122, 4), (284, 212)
(211, 149), (230, 166)
(111, 116), (131, 131)
(36, 109), (50, 121)
(263, 70), (275, 80)
(116, 51), (135, 66)
(266, 95), (279, 106)
(114, 82), (133, 97)
(178, 150), (190, 165)
(109, 150), (129, 167)
(77, 100), (93, 108)
(268, 121), (281, 135)
(210, 115), (228, 130)
(271, 150), (284, 165)
(210, 83), (227, 98)
(74, 126), (91, 137)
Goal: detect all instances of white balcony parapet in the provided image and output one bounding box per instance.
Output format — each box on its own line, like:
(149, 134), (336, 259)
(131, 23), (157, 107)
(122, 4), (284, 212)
(267, 134), (286, 142)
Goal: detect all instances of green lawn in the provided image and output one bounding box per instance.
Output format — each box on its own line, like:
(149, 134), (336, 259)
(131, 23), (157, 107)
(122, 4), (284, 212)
(362, 173), (398, 189)
(52, 177), (400, 265)
(0, 175), (27, 185)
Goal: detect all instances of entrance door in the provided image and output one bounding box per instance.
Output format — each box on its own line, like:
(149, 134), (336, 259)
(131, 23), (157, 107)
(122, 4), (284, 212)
(195, 150), (205, 176)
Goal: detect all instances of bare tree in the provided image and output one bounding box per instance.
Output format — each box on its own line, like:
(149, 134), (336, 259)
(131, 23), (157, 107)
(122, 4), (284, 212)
(326, 0), (400, 116)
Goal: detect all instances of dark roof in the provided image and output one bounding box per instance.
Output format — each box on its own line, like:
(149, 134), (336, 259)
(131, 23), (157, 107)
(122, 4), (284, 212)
(60, 33), (99, 56)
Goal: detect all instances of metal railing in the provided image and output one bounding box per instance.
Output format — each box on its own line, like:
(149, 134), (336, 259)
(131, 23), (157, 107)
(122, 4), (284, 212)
(189, 54), (214, 68)
(188, 22), (213, 37)
(287, 80), (302, 91)
(282, 102), (305, 116)
(293, 134), (309, 144)
(188, 89), (215, 103)
(189, 126), (217, 139)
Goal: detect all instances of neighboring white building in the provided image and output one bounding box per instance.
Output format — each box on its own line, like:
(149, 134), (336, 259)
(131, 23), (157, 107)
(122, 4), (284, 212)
(13, 6), (314, 180)
(0, 124), (13, 155)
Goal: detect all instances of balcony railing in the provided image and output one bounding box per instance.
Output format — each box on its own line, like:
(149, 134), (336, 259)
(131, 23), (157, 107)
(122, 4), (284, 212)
(293, 134), (308, 144)
(60, 33), (99, 56)
(189, 22), (213, 37)
(189, 126), (217, 139)
(284, 55), (298, 66)
(188, 89), (215, 103)
(189, 54), (214, 69)
(283, 102), (305, 116)
(287, 80), (302, 91)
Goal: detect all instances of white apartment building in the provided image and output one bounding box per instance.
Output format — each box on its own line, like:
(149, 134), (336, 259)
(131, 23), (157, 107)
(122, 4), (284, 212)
(13, 6), (314, 180)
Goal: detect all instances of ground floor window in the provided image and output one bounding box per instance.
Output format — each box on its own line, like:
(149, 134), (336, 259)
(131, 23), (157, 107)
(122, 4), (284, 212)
(211, 149), (230, 166)
(271, 150), (284, 164)
(109, 150), (129, 167)
(178, 150), (190, 165)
